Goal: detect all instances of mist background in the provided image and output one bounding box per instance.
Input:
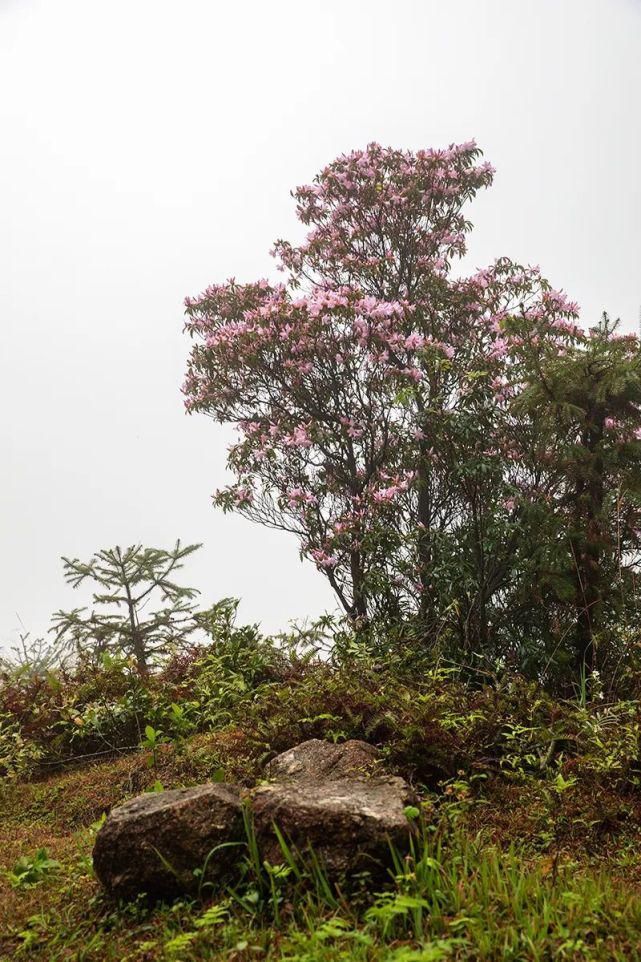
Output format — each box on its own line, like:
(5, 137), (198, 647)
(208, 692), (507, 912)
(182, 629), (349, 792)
(1, 0), (640, 649)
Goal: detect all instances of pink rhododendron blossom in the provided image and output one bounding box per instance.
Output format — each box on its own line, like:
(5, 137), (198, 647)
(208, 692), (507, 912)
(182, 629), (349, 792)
(310, 548), (339, 569)
(283, 426), (312, 448)
(404, 333), (426, 350)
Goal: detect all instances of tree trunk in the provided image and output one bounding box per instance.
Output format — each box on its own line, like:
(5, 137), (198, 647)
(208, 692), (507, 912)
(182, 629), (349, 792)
(350, 547), (368, 621)
(572, 417), (604, 675)
(116, 549), (148, 674)
(416, 440), (436, 634)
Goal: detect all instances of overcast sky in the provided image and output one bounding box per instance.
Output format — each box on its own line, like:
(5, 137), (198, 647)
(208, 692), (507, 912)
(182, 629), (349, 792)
(1, 0), (640, 649)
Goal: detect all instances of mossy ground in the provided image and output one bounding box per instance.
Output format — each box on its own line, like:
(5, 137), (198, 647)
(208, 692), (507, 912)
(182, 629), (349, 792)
(5, 641), (641, 960)
(3, 734), (641, 962)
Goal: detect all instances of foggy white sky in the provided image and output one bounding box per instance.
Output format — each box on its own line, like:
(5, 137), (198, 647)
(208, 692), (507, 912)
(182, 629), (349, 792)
(1, 0), (640, 649)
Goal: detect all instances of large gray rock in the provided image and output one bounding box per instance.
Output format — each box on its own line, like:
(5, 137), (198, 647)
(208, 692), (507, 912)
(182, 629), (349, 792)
(265, 739), (381, 782)
(252, 775), (416, 878)
(92, 783), (243, 900)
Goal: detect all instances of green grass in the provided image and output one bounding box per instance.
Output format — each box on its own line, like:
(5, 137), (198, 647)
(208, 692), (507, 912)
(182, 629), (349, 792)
(2, 760), (641, 961)
(4, 647), (641, 959)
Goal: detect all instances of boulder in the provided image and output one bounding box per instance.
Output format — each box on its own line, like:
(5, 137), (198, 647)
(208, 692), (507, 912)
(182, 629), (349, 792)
(92, 783), (243, 900)
(252, 775), (416, 878)
(265, 738), (381, 782)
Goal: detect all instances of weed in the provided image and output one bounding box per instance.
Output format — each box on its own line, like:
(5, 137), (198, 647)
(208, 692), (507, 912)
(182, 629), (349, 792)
(7, 848), (60, 888)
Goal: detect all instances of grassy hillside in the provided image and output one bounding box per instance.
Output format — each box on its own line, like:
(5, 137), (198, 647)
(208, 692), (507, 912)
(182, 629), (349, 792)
(3, 624), (641, 960)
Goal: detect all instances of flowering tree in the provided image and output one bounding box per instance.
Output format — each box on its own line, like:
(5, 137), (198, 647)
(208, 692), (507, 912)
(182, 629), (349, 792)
(183, 142), (581, 651)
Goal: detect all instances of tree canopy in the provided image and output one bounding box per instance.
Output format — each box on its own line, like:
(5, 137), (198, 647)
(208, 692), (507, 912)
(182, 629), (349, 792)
(183, 142), (641, 686)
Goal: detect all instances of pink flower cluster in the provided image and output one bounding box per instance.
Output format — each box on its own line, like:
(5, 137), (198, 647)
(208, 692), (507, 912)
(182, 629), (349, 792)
(372, 471), (417, 504)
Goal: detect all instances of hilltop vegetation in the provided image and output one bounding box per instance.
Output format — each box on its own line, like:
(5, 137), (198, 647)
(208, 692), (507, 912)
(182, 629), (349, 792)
(4, 141), (641, 959)
(3, 609), (641, 959)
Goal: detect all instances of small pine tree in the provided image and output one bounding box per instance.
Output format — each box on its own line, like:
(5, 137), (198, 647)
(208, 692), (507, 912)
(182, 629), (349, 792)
(51, 541), (202, 672)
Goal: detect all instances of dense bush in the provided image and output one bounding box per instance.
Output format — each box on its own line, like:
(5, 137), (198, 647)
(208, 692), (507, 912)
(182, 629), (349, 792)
(3, 602), (641, 805)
